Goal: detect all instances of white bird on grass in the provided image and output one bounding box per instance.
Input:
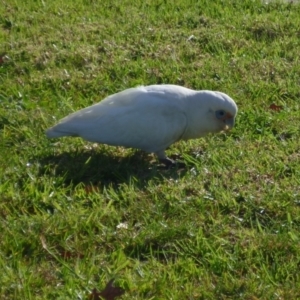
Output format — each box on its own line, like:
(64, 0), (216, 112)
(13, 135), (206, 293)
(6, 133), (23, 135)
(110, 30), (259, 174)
(46, 84), (238, 166)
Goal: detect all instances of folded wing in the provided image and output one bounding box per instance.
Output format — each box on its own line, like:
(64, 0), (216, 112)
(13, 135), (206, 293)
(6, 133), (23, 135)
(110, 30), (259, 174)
(46, 87), (188, 154)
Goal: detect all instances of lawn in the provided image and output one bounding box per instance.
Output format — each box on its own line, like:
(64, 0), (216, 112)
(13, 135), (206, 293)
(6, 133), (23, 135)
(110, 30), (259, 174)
(1, 0), (300, 299)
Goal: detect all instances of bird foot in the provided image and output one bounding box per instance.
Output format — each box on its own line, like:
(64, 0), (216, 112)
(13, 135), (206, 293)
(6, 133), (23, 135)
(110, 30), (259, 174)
(159, 158), (186, 169)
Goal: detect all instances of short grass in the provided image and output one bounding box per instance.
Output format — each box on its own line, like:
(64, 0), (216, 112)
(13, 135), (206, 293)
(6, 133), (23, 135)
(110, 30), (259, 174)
(1, 0), (300, 299)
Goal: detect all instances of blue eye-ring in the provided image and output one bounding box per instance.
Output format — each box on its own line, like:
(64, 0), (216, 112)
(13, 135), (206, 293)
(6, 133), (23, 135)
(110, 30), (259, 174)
(215, 110), (226, 119)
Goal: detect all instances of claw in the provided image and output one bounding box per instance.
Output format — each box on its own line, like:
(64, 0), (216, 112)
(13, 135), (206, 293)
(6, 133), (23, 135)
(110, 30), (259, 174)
(159, 157), (186, 169)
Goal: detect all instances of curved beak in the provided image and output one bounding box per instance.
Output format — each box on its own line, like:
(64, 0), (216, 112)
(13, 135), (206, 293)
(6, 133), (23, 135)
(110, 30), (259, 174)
(225, 117), (235, 129)
(220, 112), (235, 130)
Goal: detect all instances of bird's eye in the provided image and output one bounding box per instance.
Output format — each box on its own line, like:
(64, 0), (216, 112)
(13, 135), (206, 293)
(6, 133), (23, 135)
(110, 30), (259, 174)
(215, 110), (226, 119)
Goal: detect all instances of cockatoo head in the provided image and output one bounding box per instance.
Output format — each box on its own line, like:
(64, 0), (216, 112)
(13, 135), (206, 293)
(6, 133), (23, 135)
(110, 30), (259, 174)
(206, 91), (238, 133)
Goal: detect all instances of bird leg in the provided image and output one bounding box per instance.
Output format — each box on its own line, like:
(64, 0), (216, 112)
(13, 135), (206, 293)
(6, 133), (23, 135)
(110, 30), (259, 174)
(156, 150), (185, 168)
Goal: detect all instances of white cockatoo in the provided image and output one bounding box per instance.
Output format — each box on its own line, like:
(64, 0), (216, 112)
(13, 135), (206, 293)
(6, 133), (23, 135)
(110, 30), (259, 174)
(46, 84), (237, 166)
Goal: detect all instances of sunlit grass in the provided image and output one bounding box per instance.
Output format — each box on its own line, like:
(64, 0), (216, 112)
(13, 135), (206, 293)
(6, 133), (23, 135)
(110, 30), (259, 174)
(1, 0), (300, 299)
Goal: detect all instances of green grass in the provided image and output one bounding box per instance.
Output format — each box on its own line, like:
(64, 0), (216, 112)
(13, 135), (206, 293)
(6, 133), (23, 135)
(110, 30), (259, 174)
(1, 0), (300, 299)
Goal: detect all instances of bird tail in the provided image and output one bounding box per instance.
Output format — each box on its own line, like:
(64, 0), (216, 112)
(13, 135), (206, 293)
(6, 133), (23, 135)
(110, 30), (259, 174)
(46, 127), (74, 138)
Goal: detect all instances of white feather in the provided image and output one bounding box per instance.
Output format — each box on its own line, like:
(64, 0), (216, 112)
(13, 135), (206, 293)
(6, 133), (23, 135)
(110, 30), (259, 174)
(46, 84), (237, 160)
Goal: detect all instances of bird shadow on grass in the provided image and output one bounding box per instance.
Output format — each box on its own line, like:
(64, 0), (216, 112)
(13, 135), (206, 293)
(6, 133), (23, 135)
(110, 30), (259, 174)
(38, 149), (188, 189)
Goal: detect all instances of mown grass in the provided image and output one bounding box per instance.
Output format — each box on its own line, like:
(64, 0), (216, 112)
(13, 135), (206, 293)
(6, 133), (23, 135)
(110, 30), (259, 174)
(1, 0), (300, 299)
